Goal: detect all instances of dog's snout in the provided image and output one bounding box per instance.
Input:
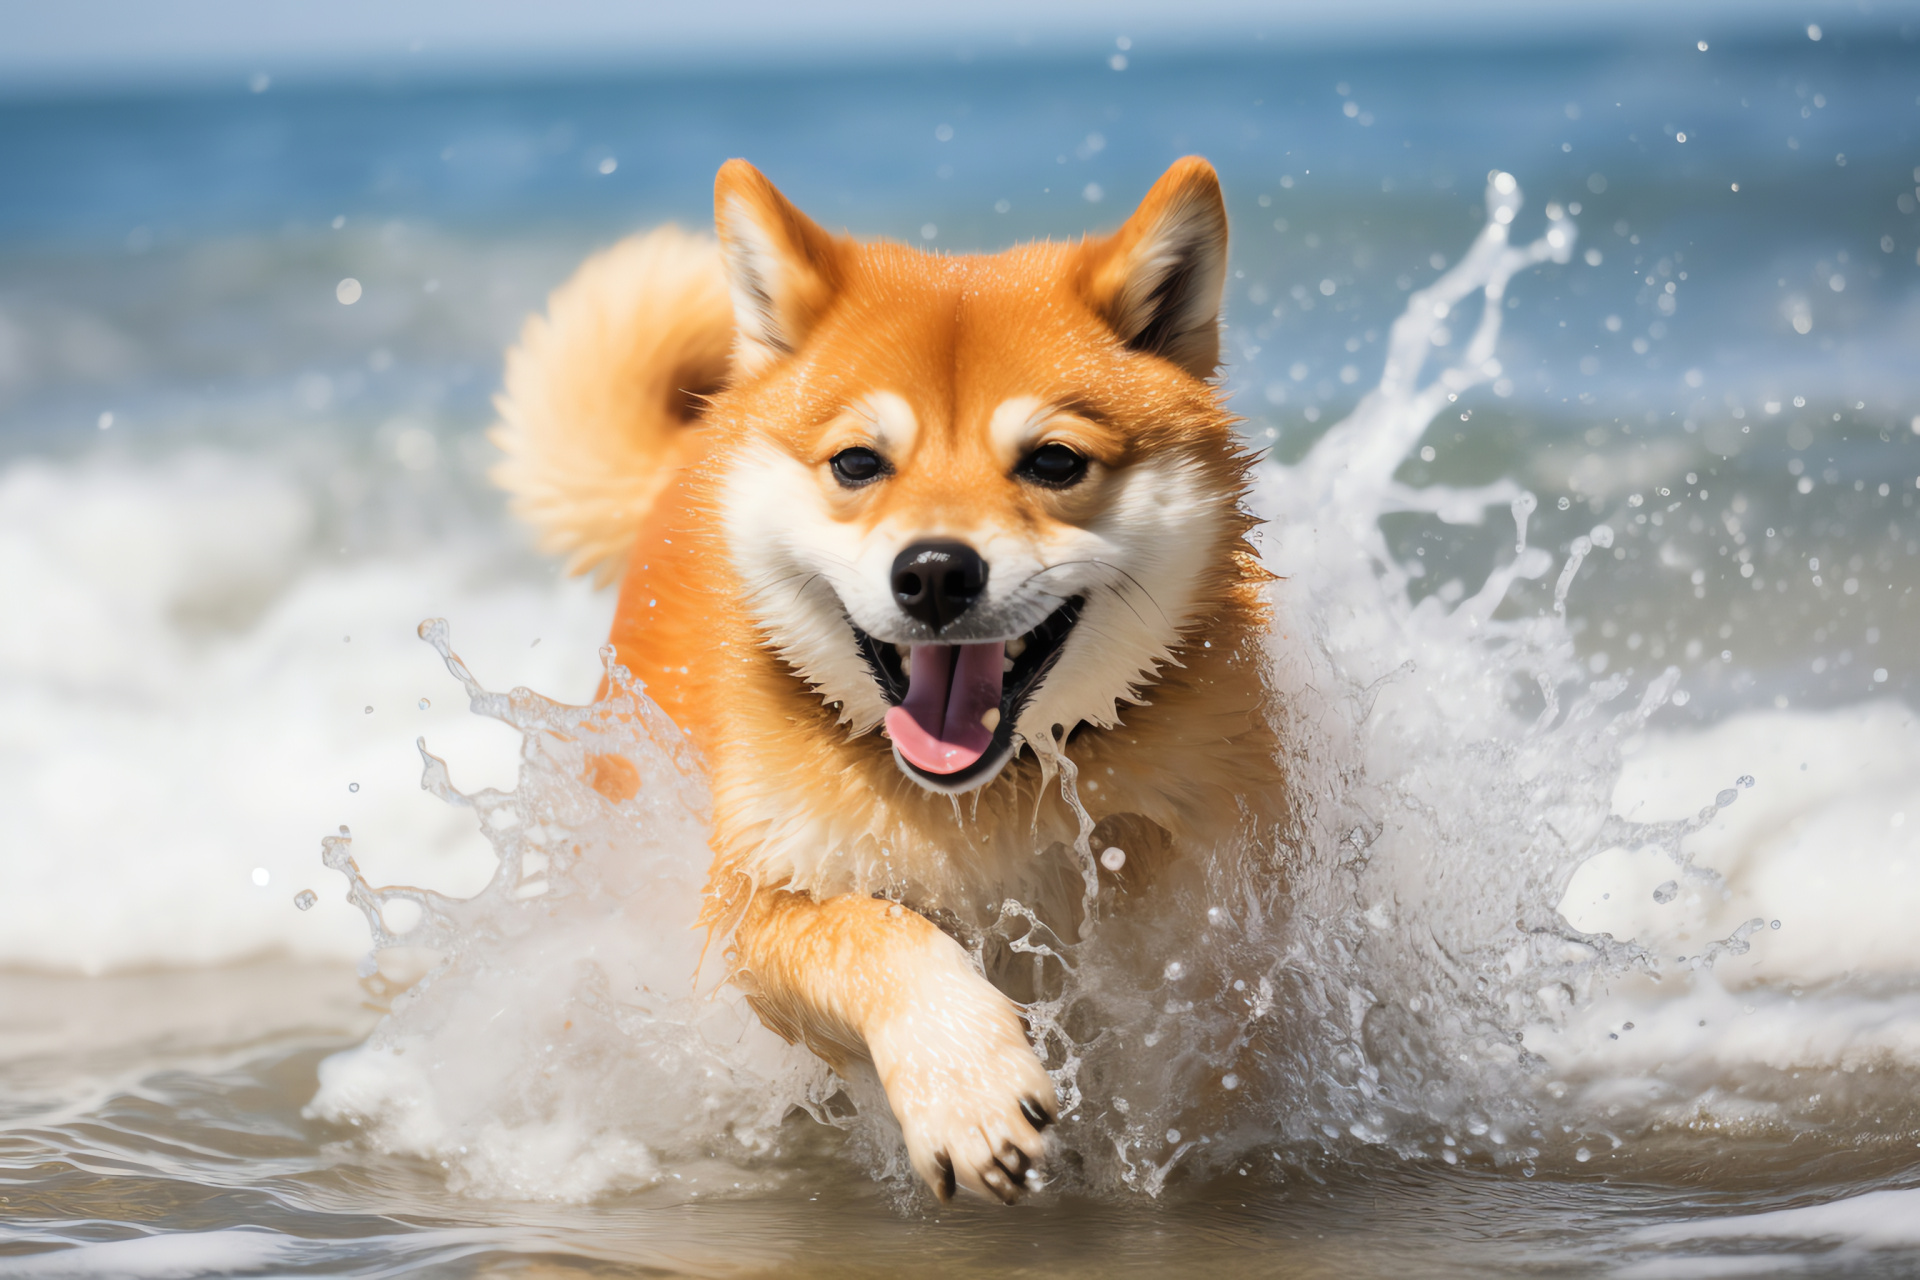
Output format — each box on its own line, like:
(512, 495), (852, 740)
(891, 541), (988, 631)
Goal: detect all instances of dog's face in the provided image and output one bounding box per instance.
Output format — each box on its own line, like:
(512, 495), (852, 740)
(710, 159), (1248, 793)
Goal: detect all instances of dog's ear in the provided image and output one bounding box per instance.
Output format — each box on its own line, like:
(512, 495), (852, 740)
(713, 159), (843, 376)
(1076, 156), (1229, 379)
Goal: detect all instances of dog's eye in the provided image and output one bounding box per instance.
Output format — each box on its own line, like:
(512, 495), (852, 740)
(829, 447), (888, 488)
(1016, 443), (1088, 489)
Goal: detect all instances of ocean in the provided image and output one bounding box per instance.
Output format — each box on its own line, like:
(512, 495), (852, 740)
(3, 26), (1920, 1276)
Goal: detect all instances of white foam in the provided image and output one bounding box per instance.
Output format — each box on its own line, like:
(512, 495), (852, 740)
(1636, 1186), (1920, 1248)
(1542, 704), (1920, 1093)
(0, 1230), (293, 1278)
(0, 450), (611, 972)
(1569, 704), (1920, 984)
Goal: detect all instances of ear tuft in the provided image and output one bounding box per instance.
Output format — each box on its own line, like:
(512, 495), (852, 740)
(713, 160), (843, 375)
(1077, 156), (1229, 379)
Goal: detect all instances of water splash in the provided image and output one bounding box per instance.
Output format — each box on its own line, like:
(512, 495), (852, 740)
(308, 624), (835, 1200)
(312, 173), (1908, 1203)
(991, 172), (1625, 1188)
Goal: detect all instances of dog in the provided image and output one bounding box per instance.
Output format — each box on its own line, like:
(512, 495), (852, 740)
(491, 156), (1282, 1203)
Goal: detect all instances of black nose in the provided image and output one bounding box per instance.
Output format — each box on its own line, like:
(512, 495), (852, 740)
(891, 541), (988, 631)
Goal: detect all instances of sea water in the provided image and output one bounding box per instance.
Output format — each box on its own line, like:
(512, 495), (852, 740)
(4, 31), (1920, 1276)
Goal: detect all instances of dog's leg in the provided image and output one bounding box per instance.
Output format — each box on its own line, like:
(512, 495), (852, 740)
(734, 888), (1057, 1203)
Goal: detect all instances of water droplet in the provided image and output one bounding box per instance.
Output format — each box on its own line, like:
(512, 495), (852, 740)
(1222, 1073), (1240, 1090)
(294, 890), (318, 911)
(363, 705), (374, 715)
(1163, 959), (1186, 981)
(1653, 880), (1679, 904)
(1715, 788), (1739, 808)
(1575, 1146), (1592, 1162)
(418, 698), (430, 710)
(250, 867), (270, 887)
(1099, 846), (1127, 871)
(348, 782), (360, 793)
(1737, 774), (1755, 788)
(1771, 919), (1782, 930)
(1165, 1129), (1182, 1144)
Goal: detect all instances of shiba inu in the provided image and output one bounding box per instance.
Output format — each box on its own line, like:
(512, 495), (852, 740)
(492, 156), (1282, 1203)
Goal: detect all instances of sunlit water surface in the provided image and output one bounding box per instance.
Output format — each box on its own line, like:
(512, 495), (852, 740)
(5, 29), (1920, 1277)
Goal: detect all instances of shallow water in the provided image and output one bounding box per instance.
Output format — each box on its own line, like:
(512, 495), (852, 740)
(5, 963), (1920, 1277)
(5, 26), (1920, 1276)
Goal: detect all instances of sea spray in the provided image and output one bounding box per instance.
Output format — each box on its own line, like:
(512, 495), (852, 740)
(979, 173), (1639, 1188)
(308, 624), (835, 1200)
(311, 173), (1920, 1202)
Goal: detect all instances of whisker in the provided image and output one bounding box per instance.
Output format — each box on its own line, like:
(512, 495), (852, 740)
(1031, 558), (1174, 628)
(742, 569), (829, 608)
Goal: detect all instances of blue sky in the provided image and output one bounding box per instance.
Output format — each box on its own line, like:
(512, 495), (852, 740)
(3, 0), (1908, 91)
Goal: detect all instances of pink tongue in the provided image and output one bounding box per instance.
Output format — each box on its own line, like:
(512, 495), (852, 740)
(884, 642), (1005, 775)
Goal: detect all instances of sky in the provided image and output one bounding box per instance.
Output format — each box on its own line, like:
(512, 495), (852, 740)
(2, 0), (1912, 92)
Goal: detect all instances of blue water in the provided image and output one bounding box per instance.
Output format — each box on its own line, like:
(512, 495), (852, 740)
(5, 35), (1918, 424)
(4, 32), (1917, 707)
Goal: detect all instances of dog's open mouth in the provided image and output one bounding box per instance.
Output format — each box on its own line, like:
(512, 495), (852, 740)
(852, 598), (1082, 789)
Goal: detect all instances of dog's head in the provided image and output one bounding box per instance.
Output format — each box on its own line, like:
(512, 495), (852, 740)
(709, 157), (1251, 794)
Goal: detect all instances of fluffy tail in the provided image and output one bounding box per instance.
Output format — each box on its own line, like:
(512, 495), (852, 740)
(490, 226), (734, 586)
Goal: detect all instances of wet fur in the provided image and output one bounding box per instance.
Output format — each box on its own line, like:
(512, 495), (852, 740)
(493, 157), (1284, 1202)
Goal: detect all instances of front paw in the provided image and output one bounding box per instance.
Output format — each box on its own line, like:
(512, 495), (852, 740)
(868, 986), (1059, 1204)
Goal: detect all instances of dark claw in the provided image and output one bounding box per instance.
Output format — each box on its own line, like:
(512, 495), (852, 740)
(997, 1143), (1031, 1179)
(935, 1152), (956, 1202)
(1019, 1097), (1053, 1131)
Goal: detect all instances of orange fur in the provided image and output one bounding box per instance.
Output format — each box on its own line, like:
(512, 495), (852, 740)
(496, 157), (1282, 1202)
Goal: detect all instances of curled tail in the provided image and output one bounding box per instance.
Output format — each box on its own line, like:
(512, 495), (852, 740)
(490, 226), (733, 585)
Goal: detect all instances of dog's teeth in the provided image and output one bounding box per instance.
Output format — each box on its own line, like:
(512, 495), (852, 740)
(895, 644), (910, 662)
(1002, 656), (1015, 673)
(981, 708), (1001, 731)
(1006, 636), (1027, 658)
